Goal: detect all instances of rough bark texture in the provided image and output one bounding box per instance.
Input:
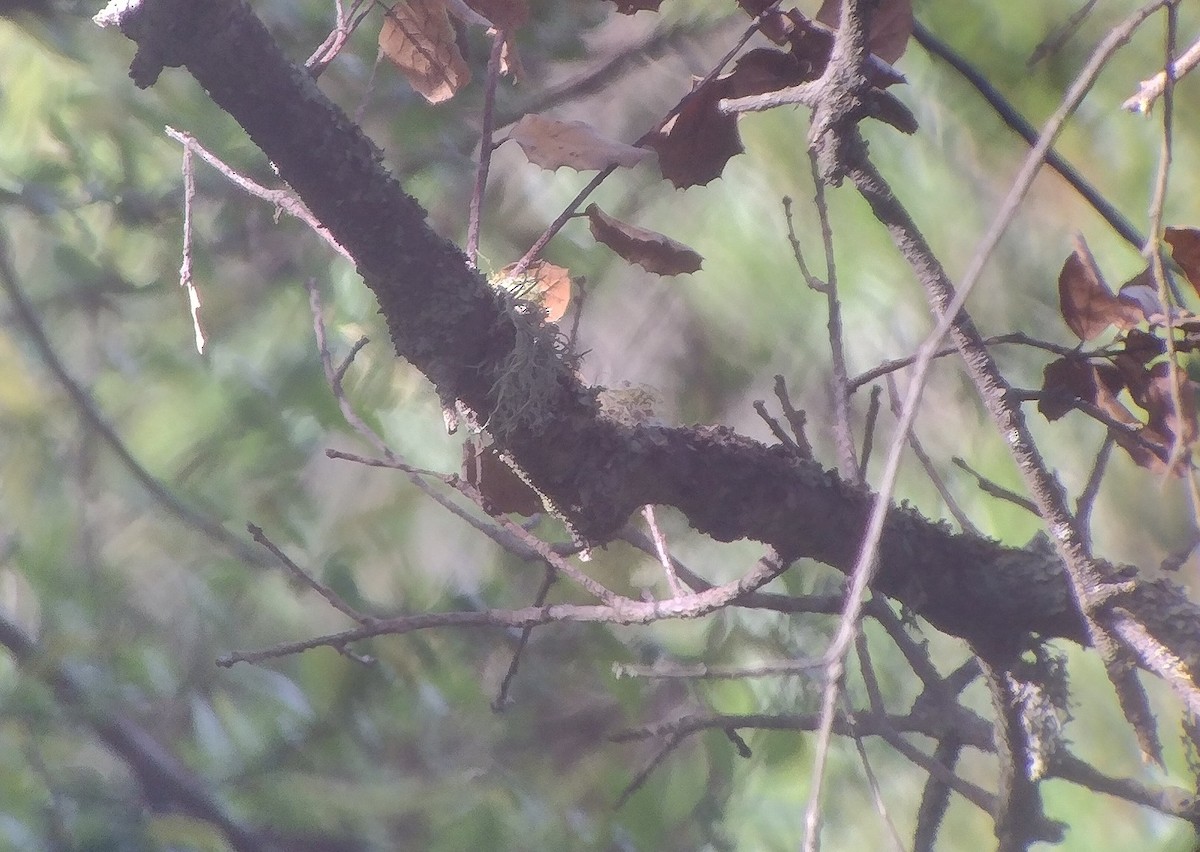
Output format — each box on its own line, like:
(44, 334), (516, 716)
(98, 0), (1200, 667)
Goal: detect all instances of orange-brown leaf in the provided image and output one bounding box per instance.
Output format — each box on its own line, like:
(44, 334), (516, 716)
(379, 0), (470, 104)
(1058, 236), (1143, 341)
(1165, 227), (1200, 297)
(586, 204), (702, 276)
(644, 78), (743, 188)
(498, 260), (572, 322)
(509, 114), (651, 171)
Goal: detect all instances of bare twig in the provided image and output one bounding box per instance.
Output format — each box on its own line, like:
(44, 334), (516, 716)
(1074, 434), (1114, 537)
(614, 658), (823, 680)
(860, 384), (882, 476)
(1123, 31), (1200, 113)
(885, 376), (977, 535)
(952, 457), (1040, 517)
(466, 29), (506, 266)
(912, 21), (1146, 253)
(492, 565), (556, 711)
(615, 731), (685, 809)
(218, 549), (789, 666)
(177, 135), (205, 352)
(773, 375), (813, 458)
(754, 399), (804, 455)
(808, 151), (860, 483)
(642, 505), (685, 597)
(782, 195), (827, 292)
(849, 333), (1079, 393)
(164, 127), (353, 264)
(247, 522), (371, 625)
(852, 637), (909, 852)
(306, 0), (371, 77)
(1028, 0), (1100, 67)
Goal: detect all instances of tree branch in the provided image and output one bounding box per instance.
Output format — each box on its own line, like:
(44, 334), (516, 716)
(94, 0), (1200, 684)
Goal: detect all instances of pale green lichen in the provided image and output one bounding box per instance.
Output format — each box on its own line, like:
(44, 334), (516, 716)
(487, 292), (571, 438)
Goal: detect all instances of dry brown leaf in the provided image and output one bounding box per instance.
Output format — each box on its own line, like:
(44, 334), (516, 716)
(815, 0), (914, 64)
(498, 260), (572, 322)
(1058, 236), (1143, 341)
(724, 48), (815, 98)
(1038, 356), (1095, 422)
(463, 0), (528, 29)
(645, 77), (743, 188)
(509, 114), (651, 171)
(585, 204), (702, 276)
(379, 0), (470, 104)
(1166, 227), (1200, 297)
(462, 439), (542, 515)
(605, 0), (664, 13)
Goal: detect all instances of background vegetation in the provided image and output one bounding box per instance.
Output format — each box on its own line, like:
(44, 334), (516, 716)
(2, 0), (1200, 849)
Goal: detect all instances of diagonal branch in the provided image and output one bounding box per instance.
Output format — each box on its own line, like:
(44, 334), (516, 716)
(93, 0), (1200, 688)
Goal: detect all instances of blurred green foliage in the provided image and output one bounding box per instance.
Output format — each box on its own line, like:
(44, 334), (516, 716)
(1, 1), (1200, 849)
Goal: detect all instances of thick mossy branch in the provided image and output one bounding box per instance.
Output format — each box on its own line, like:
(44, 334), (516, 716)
(98, 0), (1200, 666)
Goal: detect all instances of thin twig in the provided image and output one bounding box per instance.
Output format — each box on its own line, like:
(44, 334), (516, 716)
(466, 29), (506, 266)
(1123, 31), (1200, 113)
(912, 21), (1146, 253)
(773, 375), (813, 457)
(1142, 7), (1200, 533)
(218, 550), (789, 667)
(164, 127), (353, 264)
(852, 637), (910, 852)
(614, 732), (685, 809)
(754, 399), (803, 454)
(860, 385), (882, 477)
(809, 151), (860, 483)
(849, 333), (1077, 392)
(1028, 0), (1100, 67)
(1074, 433), (1114, 537)
(306, 0), (371, 77)
(952, 457), (1040, 517)
(247, 522), (371, 625)
(885, 376), (978, 535)
(782, 196), (827, 292)
(509, 8), (771, 276)
(642, 505), (685, 597)
(177, 136), (205, 352)
(492, 565), (556, 711)
(614, 658), (824, 680)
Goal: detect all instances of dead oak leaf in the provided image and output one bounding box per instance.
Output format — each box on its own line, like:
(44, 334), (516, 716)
(497, 260), (572, 322)
(645, 77), (743, 188)
(509, 114), (651, 171)
(1166, 227), (1200, 298)
(724, 48), (816, 98)
(380, 0), (470, 104)
(815, 0), (914, 64)
(585, 204), (702, 276)
(462, 439), (542, 516)
(1058, 235), (1143, 341)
